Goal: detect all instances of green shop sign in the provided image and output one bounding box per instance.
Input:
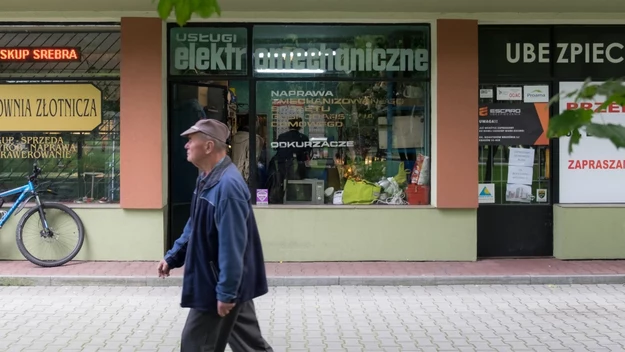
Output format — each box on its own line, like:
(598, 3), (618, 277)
(170, 27), (248, 75)
(169, 25), (430, 77)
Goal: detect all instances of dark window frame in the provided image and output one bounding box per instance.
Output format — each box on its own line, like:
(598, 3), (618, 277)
(167, 22), (432, 205)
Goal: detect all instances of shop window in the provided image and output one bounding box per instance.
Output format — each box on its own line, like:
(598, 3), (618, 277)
(255, 80), (431, 206)
(0, 26), (120, 204)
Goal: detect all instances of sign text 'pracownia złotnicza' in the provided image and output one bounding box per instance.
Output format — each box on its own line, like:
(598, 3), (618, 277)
(0, 83), (102, 132)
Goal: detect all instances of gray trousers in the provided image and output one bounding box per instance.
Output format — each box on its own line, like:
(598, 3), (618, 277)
(180, 300), (274, 352)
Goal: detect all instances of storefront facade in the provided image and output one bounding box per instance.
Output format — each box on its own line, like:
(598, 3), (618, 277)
(0, 21), (165, 261)
(0, 4), (622, 262)
(0, 17), (478, 262)
(477, 24), (625, 260)
(167, 21), (478, 262)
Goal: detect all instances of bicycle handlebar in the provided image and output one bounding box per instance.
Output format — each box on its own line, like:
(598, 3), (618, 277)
(28, 163), (42, 181)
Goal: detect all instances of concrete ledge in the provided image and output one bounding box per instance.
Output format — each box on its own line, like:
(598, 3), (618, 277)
(529, 274), (625, 285)
(2, 274), (625, 287)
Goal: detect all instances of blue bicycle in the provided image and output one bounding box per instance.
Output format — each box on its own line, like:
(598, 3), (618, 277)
(0, 163), (85, 267)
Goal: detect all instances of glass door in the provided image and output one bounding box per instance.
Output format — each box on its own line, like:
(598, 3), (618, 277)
(167, 82), (229, 248)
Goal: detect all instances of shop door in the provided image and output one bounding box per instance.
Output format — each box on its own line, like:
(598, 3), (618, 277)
(477, 83), (554, 257)
(167, 83), (229, 249)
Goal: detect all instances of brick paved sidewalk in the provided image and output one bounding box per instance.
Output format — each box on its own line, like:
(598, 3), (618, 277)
(1, 258), (625, 286)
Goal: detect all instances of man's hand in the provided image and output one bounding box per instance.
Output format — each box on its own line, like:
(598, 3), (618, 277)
(217, 301), (236, 317)
(157, 259), (170, 278)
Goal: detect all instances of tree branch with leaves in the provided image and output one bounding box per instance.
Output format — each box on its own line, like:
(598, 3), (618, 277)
(547, 78), (625, 154)
(154, 0), (222, 26)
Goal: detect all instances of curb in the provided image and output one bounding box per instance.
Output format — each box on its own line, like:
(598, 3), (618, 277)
(1, 274), (625, 287)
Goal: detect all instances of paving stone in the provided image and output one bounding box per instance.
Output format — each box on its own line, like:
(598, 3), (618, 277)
(2, 285), (625, 351)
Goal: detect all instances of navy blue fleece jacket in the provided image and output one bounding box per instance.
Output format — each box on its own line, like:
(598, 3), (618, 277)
(164, 156), (268, 311)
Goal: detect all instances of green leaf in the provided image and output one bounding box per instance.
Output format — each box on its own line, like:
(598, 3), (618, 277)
(157, 0), (174, 20)
(214, 0), (222, 16)
(175, 0), (192, 26)
(548, 78), (625, 154)
(585, 123), (625, 149)
(595, 79), (625, 97)
(596, 93), (625, 113)
(547, 109), (593, 138)
(548, 92), (561, 106)
(579, 85), (597, 100)
(569, 129), (582, 154)
(197, 0), (216, 17)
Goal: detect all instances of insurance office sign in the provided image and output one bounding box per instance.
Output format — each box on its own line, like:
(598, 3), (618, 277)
(0, 83), (102, 132)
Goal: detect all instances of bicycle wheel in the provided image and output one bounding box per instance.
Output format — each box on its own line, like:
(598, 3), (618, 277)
(16, 203), (85, 267)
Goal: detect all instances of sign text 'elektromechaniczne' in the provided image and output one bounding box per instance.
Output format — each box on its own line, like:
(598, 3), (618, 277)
(172, 32), (429, 73)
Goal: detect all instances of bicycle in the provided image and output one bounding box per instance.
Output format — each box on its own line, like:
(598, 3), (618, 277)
(0, 163), (85, 267)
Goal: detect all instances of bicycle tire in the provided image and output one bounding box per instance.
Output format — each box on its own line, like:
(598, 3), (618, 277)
(16, 202), (85, 268)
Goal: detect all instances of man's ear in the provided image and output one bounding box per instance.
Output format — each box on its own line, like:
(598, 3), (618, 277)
(205, 140), (214, 154)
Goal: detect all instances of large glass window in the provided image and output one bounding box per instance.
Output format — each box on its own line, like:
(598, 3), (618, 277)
(0, 26), (120, 205)
(165, 24), (431, 206)
(250, 24), (431, 206)
(255, 80), (430, 206)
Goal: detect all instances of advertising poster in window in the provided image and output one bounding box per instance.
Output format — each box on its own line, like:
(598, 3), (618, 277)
(558, 81), (625, 203)
(478, 102), (549, 145)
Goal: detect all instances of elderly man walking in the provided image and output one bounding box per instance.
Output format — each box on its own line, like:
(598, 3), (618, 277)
(157, 118), (273, 352)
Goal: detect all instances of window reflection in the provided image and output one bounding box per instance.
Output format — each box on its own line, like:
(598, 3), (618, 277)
(256, 80), (430, 206)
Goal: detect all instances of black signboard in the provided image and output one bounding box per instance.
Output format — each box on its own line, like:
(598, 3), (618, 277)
(553, 26), (625, 79)
(479, 26), (551, 79)
(478, 103), (549, 146)
(479, 25), (625, 80)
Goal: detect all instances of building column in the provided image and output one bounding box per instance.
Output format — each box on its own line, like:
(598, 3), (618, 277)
(120, 17), (165, 209)
(436, 19), (479, 208)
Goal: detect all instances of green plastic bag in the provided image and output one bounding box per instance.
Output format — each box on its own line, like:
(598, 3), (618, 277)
(342, 179), (382, 204)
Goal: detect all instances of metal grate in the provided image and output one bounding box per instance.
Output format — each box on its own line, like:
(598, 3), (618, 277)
(0, 26), (120, 204)
(478, 83), (551, 205)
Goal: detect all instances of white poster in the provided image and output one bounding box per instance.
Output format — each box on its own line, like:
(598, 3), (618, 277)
(497, 87), (523, 101)
(508, 147), (535, 167)
(523, 85), (549, 103)
(507, 165), (533, 185)
(559, 81), (625, 203)
(480, 88), (493, 99)
(506, 184), (533, 203)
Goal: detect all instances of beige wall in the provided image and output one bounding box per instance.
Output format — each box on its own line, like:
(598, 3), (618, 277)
(554, 205), (625, 260)
(255, 207), (477, 261)
(0, 206), (477, 262)
(0, 207), (165, 261)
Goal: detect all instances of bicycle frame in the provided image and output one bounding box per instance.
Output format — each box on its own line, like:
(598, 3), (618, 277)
(0, 181), (37, 229)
